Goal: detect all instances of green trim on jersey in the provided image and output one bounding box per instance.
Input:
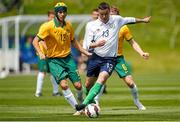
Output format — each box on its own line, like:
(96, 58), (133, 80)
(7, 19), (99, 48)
(47, 54), (80, 84)
(115, 56), (132, 78)
(54, 18), (66, 27)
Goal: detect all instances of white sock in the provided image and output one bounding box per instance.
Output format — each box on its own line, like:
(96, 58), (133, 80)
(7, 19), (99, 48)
(76, 89), (83, 102)
(62, 88), (78, 109)
(50, 75), (59, 94)
(130, 84), (139, 100)
(94, 85), (105, 105)
(35, 72), (44, 94)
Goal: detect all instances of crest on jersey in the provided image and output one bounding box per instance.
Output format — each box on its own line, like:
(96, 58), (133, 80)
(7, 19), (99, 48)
(109, 23), (115, 29)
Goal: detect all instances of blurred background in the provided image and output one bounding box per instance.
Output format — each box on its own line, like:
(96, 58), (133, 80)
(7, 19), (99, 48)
(0, 0), (179, 78)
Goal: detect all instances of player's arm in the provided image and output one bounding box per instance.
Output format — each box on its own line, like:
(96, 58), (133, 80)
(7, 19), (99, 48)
(32, 36), (46, 59)
(89, 40), (106, 48)
(72, 39), (92, 56)
(128, 39), (149, 59)
(135, 16), (151, 23)
(83, 21), (106, 49)
(118, 16), (151, 27)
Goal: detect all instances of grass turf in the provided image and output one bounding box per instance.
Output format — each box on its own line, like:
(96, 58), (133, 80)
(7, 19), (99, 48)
(0, 72), (180, 121)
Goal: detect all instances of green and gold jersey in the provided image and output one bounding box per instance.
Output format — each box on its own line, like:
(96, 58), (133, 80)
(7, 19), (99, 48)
(37, 18), (74, 58)
(117, 25), (133, 56)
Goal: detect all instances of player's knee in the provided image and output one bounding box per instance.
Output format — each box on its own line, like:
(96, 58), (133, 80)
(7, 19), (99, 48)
(85, 81), (92, 89)
(124, 75), (134, 88)
(74, 82), (82, 90)
(60, 80), (68, 90)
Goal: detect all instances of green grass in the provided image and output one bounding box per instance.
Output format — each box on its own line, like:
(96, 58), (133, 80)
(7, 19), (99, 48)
(0, 72), (180, 121)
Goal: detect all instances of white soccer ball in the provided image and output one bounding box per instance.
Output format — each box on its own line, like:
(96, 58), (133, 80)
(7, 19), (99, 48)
(84, 103), (100, 118)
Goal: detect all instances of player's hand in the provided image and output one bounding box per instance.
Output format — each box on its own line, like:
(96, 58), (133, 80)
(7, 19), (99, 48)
(143, 16), (151, 23)
(96, 40), (106, 47)
(142, 52), (149, 59)
(82, 51), (92, 58)
(39, 52), (46, 59)
(85, 51), (92, 57)
(81, 48), (92, 57)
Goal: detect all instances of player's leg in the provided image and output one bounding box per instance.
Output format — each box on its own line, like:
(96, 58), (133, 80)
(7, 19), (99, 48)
(84, 56), (105, 105)
(48, 58), (79, 112)
(65, 55), (85, 115)
(94, 85), (105, 105)
(50, 75), (62, 96)
(85, 77), (97, 96)
(66, 55), (84, 104)
(115, 56), (146, 110)
(122, 75), (146, 110)
(35, 71), (45, 97)
(45, 58), (61, 96)
(73, 81), (83, 103)
(76, 57), (116, 111)
(85, 76), (104, 105)
(76, 71), (109, 111)
(35, 57), (47, 97)
(60, 79), (78, 109)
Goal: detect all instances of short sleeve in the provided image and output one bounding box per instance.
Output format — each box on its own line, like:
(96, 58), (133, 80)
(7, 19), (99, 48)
(37, 23), (49, 40)
(123, 26), (133, 41)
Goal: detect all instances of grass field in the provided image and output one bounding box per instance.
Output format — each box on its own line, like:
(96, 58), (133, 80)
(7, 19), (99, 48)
(0, 72), (180, 121)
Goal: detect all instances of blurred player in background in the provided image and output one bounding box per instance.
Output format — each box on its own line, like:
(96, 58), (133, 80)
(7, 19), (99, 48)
(35, 10), (61, 97)
(110, 6), (149, 110)
(32, 2), (91, 115)
(91, 8), (99, 20)
(76, 2), (151, 111)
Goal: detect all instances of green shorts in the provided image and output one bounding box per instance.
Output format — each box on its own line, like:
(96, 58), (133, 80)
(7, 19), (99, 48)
(115, 56), (131, 78)
(47, 54), (81, 84)
(38, 56), (50, 73)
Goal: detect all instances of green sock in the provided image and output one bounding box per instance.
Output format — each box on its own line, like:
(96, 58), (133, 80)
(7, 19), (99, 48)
(83, 82), (103, 105)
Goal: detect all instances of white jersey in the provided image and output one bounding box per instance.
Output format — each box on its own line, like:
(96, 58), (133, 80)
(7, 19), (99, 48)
(83, 15), (136, 57)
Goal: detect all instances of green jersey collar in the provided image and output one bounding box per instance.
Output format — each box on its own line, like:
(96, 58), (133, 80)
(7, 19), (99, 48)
(54, 18), (66, 27)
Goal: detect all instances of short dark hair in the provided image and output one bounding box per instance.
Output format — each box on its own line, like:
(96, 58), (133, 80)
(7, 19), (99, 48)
(98, 2), (110, 10)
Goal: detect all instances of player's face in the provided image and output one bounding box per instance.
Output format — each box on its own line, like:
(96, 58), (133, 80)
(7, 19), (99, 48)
(57, 11), (67, 22)
(98, 8), (110, 23)
(92, 11), (99, 20)
(110, 9), (118, 15)
(48, 14), (55, 21)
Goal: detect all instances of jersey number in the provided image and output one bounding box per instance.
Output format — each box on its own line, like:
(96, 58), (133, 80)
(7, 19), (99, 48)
(60, 34), (66, 42)
(102, 30), (109, 37)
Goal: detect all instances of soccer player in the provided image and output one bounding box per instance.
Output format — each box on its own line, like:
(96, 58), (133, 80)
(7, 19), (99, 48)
(76, 2), (151, 111)
(110, 6), (149, 110)
(91, 8), (108, 94)
(32, 2), (91, 115)
(35, 10), (61, 97)
(83, 8), (106, 105)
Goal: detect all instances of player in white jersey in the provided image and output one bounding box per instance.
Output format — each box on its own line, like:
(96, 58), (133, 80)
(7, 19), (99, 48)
(76, 2), (151, 111)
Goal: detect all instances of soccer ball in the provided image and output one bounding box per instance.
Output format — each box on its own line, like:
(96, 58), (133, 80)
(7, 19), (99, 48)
(84, 103), (100, 118)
